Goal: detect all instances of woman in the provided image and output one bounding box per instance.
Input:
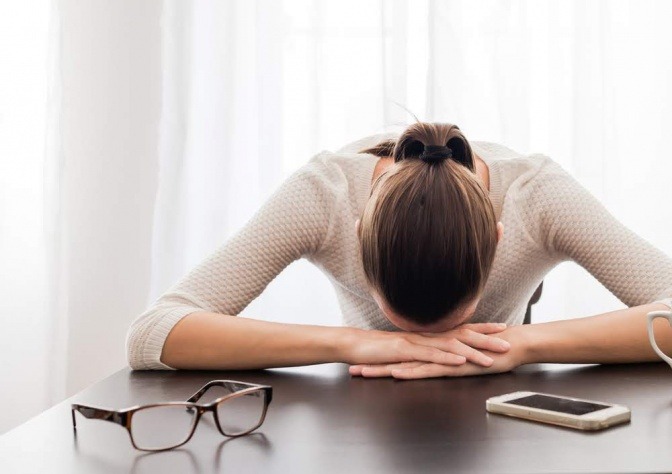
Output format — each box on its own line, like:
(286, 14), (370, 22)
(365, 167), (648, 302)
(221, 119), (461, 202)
(126, 122), (672, 378)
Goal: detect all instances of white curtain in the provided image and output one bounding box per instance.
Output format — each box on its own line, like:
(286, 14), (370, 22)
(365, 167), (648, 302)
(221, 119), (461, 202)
(3, 0), (672, 434)
(0, 0), (53, 435)
(0, 0), (163, 433)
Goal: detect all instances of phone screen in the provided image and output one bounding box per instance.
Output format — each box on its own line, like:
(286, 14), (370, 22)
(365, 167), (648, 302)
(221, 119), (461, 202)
(503, 394), (611, 415)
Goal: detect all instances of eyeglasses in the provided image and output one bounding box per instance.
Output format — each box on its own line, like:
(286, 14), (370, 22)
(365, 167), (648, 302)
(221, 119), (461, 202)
(71, 380), (272, 452)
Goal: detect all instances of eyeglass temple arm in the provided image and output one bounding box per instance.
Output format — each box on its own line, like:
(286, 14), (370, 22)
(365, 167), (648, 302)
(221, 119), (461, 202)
(186, 381), (260, 403)
(71, 404), (126, 430)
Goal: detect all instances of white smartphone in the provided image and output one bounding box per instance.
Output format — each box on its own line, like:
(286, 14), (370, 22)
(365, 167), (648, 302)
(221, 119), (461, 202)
(486, 391), (631, 431)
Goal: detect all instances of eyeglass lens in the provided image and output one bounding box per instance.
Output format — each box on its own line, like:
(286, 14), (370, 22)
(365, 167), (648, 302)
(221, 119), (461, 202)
(217, 389), (267, 436)
(129, 387), (267, 450)
(131, 404), (197, 450)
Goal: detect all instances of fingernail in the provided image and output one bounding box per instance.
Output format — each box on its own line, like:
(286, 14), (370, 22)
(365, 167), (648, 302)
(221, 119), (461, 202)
(484, 357), (494, 366)
(497, 323), (507, 328)
(499, 340), (511, 349)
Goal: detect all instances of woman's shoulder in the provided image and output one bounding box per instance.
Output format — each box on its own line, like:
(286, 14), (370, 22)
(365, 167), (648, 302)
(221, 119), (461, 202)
(473, 141), (570, 223)
(281, 144), (379, 222)
(305, 146), (378, 183)
(474, 141), (567, 185)
(274, 131), (399, 221)
(469, 140), (548, 163)
(471, 140), (527, 161)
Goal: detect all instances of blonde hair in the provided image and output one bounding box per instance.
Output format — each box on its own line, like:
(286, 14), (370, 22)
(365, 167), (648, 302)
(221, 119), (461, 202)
(357, 122), (498, 325)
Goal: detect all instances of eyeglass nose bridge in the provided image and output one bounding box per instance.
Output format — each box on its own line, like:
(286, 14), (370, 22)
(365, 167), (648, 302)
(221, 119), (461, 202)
(184, 404), (222, 434)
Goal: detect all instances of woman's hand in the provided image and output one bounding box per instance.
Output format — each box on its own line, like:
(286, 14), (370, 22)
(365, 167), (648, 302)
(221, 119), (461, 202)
(342, 323), (512, 370)
(348, 325), (530, 379)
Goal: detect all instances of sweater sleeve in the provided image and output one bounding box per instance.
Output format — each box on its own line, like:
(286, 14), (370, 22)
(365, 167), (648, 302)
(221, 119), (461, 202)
(527, 156), (672, 307)
(126, 156), (334, 370)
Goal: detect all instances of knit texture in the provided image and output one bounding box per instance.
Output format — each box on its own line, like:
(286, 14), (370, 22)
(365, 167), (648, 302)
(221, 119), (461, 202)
(126, 133), (672, 369)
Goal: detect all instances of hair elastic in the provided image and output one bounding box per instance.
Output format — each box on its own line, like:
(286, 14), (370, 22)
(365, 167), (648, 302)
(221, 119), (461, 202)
(420, 145), (453, 164)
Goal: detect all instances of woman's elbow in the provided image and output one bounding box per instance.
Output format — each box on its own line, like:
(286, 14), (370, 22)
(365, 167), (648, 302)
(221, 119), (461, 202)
(125, 304), (197, 370)
(125, 319), (149, 370)
(125, 307), (167, 370)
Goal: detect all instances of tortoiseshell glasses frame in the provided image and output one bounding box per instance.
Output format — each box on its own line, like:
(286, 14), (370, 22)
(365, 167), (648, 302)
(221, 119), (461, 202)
(71, 380), (272, 452)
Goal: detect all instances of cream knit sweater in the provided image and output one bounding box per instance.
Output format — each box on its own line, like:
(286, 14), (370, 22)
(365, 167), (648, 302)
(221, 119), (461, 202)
(126, 133), (672, 370)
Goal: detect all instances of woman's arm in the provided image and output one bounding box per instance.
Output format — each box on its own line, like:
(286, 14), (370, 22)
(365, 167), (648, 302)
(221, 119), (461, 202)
(161, 312), (347, 370)
(126, 158), (336, 370)
(161, 311), (511, 370)
(532, 157), (672, 307)
(517, 301), (672, 364)
(350, 302), (672, 379)
(513, 158), (672, 362)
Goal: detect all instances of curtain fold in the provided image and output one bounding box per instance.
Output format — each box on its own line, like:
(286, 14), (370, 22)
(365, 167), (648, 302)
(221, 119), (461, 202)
(0, 0), (53, 435)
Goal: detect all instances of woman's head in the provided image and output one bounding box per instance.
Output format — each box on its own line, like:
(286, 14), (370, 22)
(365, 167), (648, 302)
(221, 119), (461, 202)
(356, 122), (500, 332)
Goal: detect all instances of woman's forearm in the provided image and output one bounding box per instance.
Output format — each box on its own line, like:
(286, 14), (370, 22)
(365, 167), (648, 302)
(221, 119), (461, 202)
(519, 302), (672, 364)
(161, 312), (357, 370)
(159, 311), (511, 371)
(346, 303), (672, 379)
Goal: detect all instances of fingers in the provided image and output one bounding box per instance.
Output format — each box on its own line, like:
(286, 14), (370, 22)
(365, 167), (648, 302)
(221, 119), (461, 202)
(453, 329), (511, 354)
(353, 360), (507, 379)
(420, 323), (507, 338)
(350, 362), (460, 379)
(350, 362), (423, 378)
(407, 333), (497, 367)
(441, 338), (495, 367)
(460, 322), (508, 334)
(348, 339), (469, 378)
(391, 363), (457, 379)
(349, 365), (363, 376)
(405, 342), (467, 366)
(349, 326), (507, 376)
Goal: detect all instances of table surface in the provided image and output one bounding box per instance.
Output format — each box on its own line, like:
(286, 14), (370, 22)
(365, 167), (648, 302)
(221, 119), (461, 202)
(1, 362), (672, 474)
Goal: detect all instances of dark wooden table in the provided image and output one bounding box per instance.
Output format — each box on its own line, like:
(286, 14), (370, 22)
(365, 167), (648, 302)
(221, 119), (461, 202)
(2, 362), (672, 473)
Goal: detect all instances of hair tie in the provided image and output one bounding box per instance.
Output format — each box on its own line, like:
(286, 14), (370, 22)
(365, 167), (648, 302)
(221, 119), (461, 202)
(420, 145), (453, 164)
